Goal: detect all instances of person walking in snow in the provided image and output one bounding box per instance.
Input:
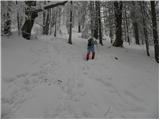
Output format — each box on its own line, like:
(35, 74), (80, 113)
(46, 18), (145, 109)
(86, 36), (97, 61)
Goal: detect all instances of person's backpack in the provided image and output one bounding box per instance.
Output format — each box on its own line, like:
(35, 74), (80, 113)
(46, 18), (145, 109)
(88, 38), (93, 47)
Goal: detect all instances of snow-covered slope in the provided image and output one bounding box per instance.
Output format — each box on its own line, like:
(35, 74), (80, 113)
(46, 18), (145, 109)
(1, 29), (159, 118)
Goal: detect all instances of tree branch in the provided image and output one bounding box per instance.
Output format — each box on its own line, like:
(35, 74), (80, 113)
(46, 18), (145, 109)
(32, 1), (68, 13)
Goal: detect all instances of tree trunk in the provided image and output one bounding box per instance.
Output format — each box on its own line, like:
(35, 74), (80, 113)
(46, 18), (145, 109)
(124, 20), (127, 42)
(97, 1), (103, 45)
(90, 1), (95, 37)
(16, 1), (21, 35)
(78, 9), (81, 33)
(45, 9), (51, 35)
(133, 22), (140, 45)
(21, 1), (37, 39)
(94, 1), (98, 39)
(108, 3), (113, 44)
(58, 8), (62, 35)
(131, 2), (140, 45)
(54, 18), (57, 37)
(113, 1), (123, 47)
(81, 2), (87, 30)
(140, 2), (150, 56)
(124, 4), (130, 45)
(43, 1), (52, 35)
(150, 1), (159, 63)
(78, 23), (81, 33)
(68, 1), (73, 44)
(43, 1), (46, 34)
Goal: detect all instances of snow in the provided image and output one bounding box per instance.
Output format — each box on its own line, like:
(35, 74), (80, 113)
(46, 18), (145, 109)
(1, 27), (159, 119)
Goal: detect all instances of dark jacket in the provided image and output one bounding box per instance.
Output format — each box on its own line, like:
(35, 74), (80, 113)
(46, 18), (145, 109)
(87, 38), (97, 52)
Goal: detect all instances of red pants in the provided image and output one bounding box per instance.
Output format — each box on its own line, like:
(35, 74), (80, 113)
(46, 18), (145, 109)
(86, 52), (95, 60)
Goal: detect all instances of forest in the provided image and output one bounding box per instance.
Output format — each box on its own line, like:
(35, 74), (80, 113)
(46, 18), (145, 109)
(1, 1), (159, 62)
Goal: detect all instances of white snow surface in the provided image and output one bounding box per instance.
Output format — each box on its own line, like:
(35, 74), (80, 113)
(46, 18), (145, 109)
(1, 27), (159, 119)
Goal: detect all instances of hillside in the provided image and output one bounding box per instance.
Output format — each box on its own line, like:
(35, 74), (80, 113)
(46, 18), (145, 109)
(1, 27), (159, 118)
